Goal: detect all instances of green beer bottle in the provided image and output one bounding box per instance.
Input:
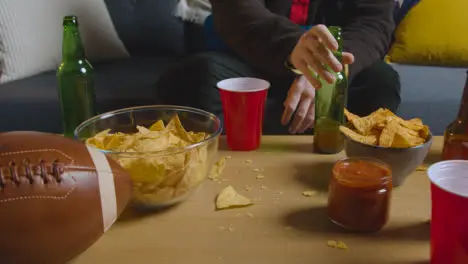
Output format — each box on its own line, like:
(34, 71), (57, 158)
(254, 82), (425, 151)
(57, 15), (96, 138)
(313, 26), (348, 154)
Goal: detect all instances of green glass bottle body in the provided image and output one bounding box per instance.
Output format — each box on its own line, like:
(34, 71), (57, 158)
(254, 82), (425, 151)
(442, 71), (468, 160)
(313, 26), (348, 154)
(57, 15), (96, 138)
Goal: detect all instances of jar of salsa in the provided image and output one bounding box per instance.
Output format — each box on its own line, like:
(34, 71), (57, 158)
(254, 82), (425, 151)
(328, 157), (392, 232)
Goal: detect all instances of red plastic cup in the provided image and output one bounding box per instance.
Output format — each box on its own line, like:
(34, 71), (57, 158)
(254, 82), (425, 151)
(217, 77), (270, 151)
(428, 160), (468, 264)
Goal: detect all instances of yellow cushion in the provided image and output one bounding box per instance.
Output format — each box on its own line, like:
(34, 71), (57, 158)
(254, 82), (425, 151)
(388, 0), (468, 67)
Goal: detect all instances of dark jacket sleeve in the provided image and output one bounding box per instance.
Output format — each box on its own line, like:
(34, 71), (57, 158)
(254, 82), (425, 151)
(210, 0), (305, 76)
(342, 0), (395, 81)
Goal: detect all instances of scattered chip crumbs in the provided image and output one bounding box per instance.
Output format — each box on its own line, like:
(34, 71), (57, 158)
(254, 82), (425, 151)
(244, 185), (253, 192)
(246, 213), (254, 218)
(327, 240), (348, 250)
(216, 185), (253, 210)
(302, 190), (319, 197)
(260, 185), (268, 190)
(340, 108), (431, 148)
(256, 175), (265, 179)
(228, 227), (235, 232)
(252, 168), (261, 172)
(279, 191), (284, 195)
(416, 164), (429, 171)
(245, 159), (253, 164)
(225, 156), (232, 159)
(86, 114), (209, 206)
(218, 226), (226, 231)
(209, 156), (228, 180)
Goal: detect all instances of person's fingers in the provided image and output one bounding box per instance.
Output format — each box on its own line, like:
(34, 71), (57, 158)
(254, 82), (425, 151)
(306, 56), (335, 85)
(297, 49), (324, 87)
(309, 40), (342, 73)
(304, 65), (322, 89)
(309, 24), (338, 51)
(281, 80), (301, 125)
(297, 61), (321, 89)
(289, 96), (313, 134)
(297, 100), (315, 133)
(342, 52), (355, 65)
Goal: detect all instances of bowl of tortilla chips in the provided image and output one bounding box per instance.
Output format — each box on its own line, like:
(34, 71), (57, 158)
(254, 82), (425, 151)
(340, 108), (433, 187)
(75, 105), (222, 209)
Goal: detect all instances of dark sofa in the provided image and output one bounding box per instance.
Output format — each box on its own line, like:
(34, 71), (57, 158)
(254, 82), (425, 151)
(0, 0), (205, 133)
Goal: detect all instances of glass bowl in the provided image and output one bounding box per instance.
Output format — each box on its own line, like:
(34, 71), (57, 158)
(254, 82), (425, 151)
(74, 105), (222, 209)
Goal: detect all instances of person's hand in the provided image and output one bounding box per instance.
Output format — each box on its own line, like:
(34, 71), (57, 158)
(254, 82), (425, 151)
(281, 75), (316, 134)
(289, 24), (354, 89)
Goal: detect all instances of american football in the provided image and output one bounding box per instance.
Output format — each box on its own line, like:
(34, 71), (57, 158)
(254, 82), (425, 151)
(0, 131), (132, 264)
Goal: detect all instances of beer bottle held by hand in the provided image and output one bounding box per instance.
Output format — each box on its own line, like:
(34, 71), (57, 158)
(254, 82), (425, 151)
(313, 26), (348, 154)
(442, 70), (468, 160)
(57, 15), (96, 138)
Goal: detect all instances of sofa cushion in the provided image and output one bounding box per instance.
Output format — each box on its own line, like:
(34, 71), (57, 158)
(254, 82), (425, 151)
(391, 63), (467, 135)
(0, 0), (129, 84)
(105, 0), (186, 57)
(388, 0), (468, 67)
(0, 57), (176, 133)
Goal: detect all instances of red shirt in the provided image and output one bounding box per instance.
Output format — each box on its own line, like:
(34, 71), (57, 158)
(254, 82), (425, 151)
(289, 0), (310, 25)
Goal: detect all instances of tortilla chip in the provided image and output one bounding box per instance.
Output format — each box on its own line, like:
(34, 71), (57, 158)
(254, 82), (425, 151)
(419, 125), (430, 140)
(344, 109), (360, 122)
(216, 185), (253, 210)
(327, 240), (348, 250)
(87, 129), (111, 149)
(340, 126), (378, 146)
(400, 118), (424, 131)
(105, 133), (126, 150)
(379, 119), (399, 147)
(395, 127), (425, 147)
(149, 120), (165, 131)
(416, 164), (429, 171)
(209, 156), (228, 180)
(391, 133), (413, 148)
(349, 115), (376, 135)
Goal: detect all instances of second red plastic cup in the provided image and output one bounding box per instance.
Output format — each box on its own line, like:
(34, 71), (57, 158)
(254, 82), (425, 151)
(428, 160), (468, 264)
(218, 77), (270, 151)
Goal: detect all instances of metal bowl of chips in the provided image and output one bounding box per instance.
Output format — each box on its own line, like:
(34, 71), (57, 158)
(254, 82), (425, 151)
(74, 105), (222, 209)
(340, 108), (433, 187)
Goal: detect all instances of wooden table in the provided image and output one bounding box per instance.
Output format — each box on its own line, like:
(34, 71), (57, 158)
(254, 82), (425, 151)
(74, 136), (443, 264)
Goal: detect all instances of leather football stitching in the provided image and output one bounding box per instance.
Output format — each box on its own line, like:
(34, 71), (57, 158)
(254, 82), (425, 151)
(0, 149), (76, 186)
(0, 148), (126, 203)
(0, 174), (77, 203)
(0, 149), (75, 163)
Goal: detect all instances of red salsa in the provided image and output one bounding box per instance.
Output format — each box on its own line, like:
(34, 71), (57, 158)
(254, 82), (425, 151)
(328, 157), (392, 232)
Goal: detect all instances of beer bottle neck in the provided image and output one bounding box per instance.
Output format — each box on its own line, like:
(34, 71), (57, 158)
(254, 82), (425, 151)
(62, 19), (85, 61)
(457, 73), (468, 122)
(329, 26), (343, 64)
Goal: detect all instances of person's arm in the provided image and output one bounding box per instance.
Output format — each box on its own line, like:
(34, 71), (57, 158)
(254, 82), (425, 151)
(210, 0), (305, 76)
(342, 0), (395, 81)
